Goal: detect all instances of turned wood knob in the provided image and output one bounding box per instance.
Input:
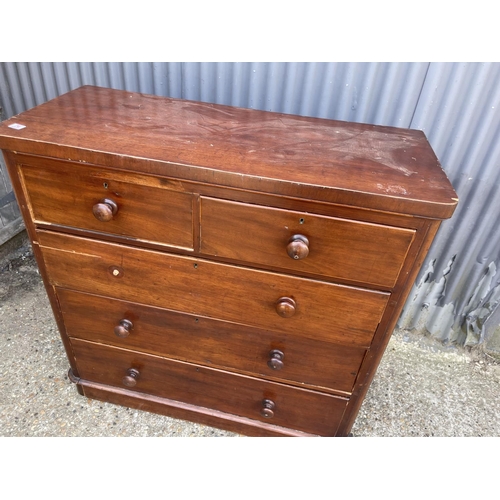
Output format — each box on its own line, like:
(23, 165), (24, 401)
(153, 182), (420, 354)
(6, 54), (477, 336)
(267, 349), (285, 370)
(286, 234), (309, 260)
(93, 198), (118, 222)
(114, 319), (133, 338)
(122, 368), (140, 387)
(260, 399), (276, 418)
(275, 297), (296, 318)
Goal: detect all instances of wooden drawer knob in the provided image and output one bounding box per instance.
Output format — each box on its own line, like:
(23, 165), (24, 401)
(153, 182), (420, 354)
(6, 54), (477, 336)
(122, 368), (140, 387)
(93, 198), (118, 222)
(260, 399), (276, 418)
(267, 349), (284, 370)
(286, 234), (309, 260)
(275, 297), (296, 318)
(114, 319), (133, 338)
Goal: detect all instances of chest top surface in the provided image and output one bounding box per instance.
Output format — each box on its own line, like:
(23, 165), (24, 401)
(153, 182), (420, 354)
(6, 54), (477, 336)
(0, 85), (457, 219)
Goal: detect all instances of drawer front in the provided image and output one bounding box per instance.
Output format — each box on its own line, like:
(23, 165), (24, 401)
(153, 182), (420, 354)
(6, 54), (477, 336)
(40, 231), (388, 347)
(200, 197), (415, 287)
(19, 157), (194, 249)
(71, 339), (348, 436)
(58, 288), (366, 393)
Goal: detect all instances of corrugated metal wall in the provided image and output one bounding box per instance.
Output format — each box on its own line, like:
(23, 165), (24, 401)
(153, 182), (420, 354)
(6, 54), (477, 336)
(1, 62), (499, 350)
(0, 77), (22, 245)
(400, 63), (500, 349)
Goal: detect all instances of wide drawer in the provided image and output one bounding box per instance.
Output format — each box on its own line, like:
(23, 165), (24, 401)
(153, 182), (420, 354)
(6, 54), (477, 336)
(71, 338), (349, 436)
(19, 156), (194, 249)
(39, 231), (389, 347)
(200, 197), (415, 287)
(58, 288), (366, 393)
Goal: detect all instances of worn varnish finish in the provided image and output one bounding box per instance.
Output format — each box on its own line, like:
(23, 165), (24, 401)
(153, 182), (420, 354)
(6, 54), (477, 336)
(58, 289), (366, 394)
(0, 86), (458, 436)
(0, 86), (457, 219)
(38, 230), (388, 346)
(19, 156), (194, 249)
(200, 197), (415, 288)
(71, 338), (348, 436)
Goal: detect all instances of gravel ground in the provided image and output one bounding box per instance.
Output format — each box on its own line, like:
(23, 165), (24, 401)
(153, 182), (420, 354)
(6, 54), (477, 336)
(1, 235), (499, 437)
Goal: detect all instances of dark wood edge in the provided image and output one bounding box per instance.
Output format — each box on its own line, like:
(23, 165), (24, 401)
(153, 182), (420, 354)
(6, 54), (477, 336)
(336, 219), (442, 436)
(2, 150), (81, 378)
(3, 148), (458, 219)
(68, 368), (80, 384)
(68, 369), (85, 396)
(12, 152), (439, 227)
(192, 193), (201, 252)
(35, 220), (401, 293)
(73, 376), (319, 437)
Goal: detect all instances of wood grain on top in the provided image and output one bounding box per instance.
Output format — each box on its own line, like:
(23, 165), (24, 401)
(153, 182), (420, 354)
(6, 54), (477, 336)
(0, 85), (458, 218)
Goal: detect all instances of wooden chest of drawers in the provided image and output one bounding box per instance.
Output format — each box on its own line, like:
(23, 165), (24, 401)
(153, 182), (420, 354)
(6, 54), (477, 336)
(0, 86), (458, 436)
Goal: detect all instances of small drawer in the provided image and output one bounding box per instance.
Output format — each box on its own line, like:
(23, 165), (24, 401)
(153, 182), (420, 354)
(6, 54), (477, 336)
(39, 231), (389, 347)
(71, 338), (349, 436)
(19, 156), (194, 249)
(59, 288), (367, 393)
(200, 197), (415, 288)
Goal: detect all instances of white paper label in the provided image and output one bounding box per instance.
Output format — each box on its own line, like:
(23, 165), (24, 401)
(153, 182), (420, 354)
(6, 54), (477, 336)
(8, 123), (26, 130)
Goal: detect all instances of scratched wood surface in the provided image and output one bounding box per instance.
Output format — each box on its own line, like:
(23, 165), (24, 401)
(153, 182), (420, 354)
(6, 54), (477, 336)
(58, 288), (366, 394)
(0, 87), (459, 437)
(71, 338), (349, 436)
(38, 230), (389, 347)
(200, 197), (415, 288)
(0, 86), (458, 218)
(19, 156), (194, 249)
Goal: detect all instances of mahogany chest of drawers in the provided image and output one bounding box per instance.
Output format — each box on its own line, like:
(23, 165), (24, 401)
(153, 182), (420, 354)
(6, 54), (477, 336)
(0, 86), (458, 436)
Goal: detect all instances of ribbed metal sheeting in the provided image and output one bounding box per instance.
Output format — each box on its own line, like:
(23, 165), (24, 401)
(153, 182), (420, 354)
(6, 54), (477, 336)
(400, 62), (500, 348)
(0, 62), (431, 125)
(0, 100), (22, 245)
(0, 62), (499, 347)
